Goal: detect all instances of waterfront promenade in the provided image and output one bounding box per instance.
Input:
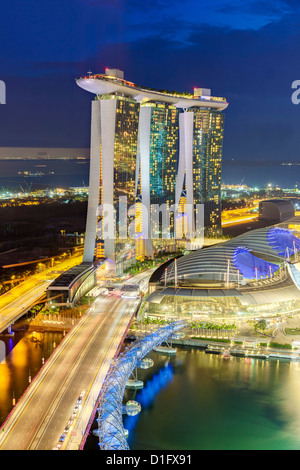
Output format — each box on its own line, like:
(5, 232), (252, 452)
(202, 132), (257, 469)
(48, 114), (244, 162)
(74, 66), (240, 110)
(129, 322), (300, 361)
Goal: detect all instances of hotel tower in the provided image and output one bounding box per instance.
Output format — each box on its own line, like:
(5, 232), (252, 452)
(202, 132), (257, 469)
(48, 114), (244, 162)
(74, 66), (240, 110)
(76, 68), (228, 273)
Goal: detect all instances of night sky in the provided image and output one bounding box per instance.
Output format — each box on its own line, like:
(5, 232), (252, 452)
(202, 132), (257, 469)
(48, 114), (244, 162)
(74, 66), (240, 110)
(1, 0), (300, 163)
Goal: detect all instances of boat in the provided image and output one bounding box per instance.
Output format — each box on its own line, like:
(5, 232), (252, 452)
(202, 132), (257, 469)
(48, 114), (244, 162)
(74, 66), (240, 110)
(205, 345), (224, 355)
(222, 350), (231, 358)
(230, 349), (246, 357)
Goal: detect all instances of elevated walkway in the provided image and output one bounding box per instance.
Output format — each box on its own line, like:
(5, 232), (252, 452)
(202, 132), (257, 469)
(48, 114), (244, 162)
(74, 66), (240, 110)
(47, 260), (105, 306)
(97, 320), (186, 450)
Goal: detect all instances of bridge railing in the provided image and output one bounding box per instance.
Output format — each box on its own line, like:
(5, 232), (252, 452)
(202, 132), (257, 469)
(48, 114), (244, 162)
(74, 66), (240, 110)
(97, 320), (186, 450)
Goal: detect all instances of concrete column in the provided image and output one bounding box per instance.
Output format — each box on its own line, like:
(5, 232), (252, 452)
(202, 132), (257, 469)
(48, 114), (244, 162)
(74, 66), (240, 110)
(175, 111), (194, 238)
(138, 106), (154, 258)
(101, 99), (117, 263)
(83, 100), (102, 262)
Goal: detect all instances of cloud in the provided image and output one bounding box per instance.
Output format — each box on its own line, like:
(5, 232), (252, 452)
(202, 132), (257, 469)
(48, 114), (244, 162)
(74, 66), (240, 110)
(1, 0), (300, 160)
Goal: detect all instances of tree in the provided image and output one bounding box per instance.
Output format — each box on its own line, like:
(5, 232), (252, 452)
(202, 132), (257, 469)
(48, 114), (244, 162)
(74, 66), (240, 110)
(254, 320), (267, 333)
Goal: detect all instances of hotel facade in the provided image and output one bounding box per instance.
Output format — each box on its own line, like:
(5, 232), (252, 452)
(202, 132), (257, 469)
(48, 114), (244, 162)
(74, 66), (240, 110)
(76, 69), (228, 273)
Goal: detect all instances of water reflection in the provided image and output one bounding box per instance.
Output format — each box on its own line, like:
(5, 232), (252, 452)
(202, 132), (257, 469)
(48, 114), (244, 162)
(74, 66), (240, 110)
(0, 327), (64, 426)
(125, 349), (300, 450)
(3, 324), (300, 451)
(124, 361), (174, 440)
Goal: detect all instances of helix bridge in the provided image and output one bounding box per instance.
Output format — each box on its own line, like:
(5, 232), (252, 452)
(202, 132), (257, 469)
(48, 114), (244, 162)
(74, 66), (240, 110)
(96, 320), (186, 450)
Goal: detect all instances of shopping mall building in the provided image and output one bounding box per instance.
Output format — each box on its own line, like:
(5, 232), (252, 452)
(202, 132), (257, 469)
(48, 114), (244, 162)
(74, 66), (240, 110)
(146, 224), (300, 321)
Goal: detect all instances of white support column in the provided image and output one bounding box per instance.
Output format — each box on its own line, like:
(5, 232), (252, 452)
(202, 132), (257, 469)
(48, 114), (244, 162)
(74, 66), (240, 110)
(184, 111), (194, 235)
(227, 259), (230, 288)
(138, 106), (154, 258)
(175, 114), (186, 207)
(101, 99), (117, 262)
(175, 111), (194, 240)
(83, 100), (101, 263)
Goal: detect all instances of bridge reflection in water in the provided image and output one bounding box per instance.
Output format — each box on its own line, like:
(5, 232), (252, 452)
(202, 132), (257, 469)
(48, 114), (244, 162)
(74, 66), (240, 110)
(123, 361), (174, 440)
(97, 321), (186, 450)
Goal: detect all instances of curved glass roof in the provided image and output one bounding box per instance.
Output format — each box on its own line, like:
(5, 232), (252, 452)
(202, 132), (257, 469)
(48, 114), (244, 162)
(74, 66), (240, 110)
(232, 247), (279, 280)
(267, 227), (300, 257)
(161, 227), (300, 283)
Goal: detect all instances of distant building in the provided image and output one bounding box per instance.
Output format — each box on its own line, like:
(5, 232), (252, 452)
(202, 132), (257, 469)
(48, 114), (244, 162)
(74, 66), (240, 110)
(0, 147), (89, 160)
(259, 199), (295, 223)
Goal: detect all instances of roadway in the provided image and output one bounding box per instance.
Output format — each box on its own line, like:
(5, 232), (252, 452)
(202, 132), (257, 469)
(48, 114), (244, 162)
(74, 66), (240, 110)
(221, 205), (259, 227)
(0, 254), (83, 333)
(0, 292), (141, 450)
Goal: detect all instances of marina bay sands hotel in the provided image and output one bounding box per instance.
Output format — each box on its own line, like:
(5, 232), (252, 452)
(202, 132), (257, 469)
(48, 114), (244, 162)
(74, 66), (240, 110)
(76, 68), (228, 274)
